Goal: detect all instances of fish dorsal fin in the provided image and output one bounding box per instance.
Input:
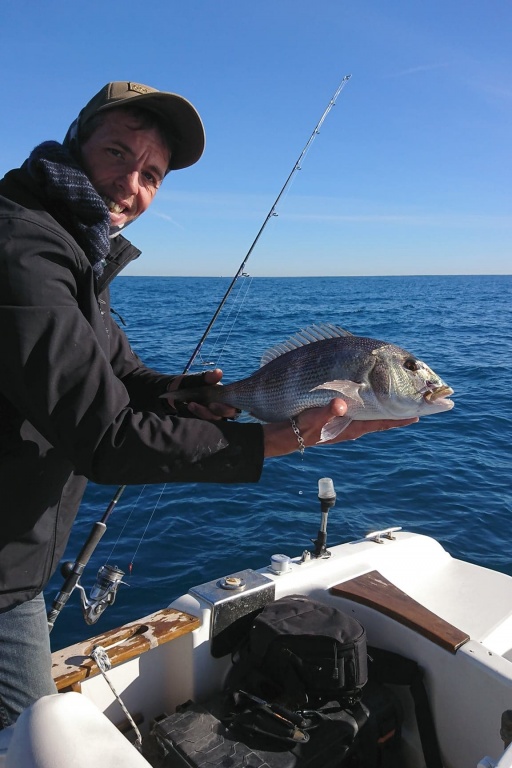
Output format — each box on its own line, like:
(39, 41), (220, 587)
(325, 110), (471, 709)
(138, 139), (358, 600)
(260, 323), (354, 367)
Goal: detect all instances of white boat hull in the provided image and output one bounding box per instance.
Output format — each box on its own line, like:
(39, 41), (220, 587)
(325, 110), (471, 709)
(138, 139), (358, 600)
(3, 529), (512, 767)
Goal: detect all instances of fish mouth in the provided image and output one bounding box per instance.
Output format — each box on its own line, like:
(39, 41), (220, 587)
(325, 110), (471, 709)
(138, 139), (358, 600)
(423, 385), (454, 404)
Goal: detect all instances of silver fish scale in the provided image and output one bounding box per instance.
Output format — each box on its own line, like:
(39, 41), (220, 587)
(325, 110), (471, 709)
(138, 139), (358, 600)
(220, 334), (392, 422)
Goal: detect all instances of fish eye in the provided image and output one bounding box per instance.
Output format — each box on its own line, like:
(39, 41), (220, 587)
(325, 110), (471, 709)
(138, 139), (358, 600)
(403, 358), (420, 372)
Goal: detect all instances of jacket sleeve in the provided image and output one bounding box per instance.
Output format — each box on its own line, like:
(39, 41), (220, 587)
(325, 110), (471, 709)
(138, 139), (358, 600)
(0, 208), (264, 486)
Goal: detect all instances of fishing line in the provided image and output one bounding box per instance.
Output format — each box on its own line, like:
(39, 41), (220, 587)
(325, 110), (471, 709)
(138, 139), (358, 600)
(127, 484), (167, 576)
(190, 275), (250, 366)
(105, 485), (147, 568)
(199, 274), (254, 368)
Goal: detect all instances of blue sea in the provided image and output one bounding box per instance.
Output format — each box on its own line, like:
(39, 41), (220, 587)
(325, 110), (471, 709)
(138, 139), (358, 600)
(46, 275), (512, 651)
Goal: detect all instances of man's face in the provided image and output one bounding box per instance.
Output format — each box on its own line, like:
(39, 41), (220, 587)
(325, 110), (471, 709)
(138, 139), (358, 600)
(80, 110), (171, 228)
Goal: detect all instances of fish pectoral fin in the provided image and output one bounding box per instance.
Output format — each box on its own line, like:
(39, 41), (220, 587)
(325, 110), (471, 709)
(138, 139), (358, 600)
(311, 380), (364, 406)
(318, 416), (353, 443)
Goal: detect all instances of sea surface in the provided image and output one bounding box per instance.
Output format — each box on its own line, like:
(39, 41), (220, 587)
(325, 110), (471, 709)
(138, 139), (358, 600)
(46, 275), (512, 650)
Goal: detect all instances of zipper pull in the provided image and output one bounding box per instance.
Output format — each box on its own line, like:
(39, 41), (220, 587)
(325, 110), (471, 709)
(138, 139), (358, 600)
(333, 643), (340, 681)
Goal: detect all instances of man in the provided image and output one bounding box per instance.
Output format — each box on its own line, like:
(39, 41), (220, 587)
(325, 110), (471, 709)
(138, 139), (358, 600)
(0, 81), (416, 727)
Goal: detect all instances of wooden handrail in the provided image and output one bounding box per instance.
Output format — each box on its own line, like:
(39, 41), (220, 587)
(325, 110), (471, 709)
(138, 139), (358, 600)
(52, 607), (200, 692)
(331, 570), (469, 653)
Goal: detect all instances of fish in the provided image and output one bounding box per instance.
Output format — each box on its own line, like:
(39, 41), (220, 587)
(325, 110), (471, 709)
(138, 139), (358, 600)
(174, 324), (454, 441)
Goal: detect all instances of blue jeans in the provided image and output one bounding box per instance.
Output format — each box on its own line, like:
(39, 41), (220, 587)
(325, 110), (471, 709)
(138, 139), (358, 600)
(0, 593), (57, 728)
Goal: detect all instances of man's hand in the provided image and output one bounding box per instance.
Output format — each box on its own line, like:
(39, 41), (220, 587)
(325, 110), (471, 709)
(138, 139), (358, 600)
(164, 368), (238, 421)
(263, 398), (418, 458)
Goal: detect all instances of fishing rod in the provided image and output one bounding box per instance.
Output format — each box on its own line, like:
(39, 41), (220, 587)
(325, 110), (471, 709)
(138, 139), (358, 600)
(47, 74), (352, 632)
(47, 486), (126, 631)
(183, 73), (352, 374)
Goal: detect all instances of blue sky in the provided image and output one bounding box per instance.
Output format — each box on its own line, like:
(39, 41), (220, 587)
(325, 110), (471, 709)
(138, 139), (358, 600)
(1, 1), (510, 276)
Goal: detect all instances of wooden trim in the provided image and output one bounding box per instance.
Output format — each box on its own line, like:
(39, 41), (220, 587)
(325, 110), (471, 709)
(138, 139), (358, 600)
(330, 570), (469, 653)
(52, 607), (200, 691)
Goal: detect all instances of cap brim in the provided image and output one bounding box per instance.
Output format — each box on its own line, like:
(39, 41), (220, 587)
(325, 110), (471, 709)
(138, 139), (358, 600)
(97, 91), (205, 171)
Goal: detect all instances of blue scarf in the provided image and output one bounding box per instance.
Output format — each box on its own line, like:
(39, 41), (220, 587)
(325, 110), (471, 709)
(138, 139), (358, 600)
(27, 141), (110, 278)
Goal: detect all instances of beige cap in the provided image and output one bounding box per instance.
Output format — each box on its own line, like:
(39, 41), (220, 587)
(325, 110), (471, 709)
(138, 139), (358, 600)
(73, 81), (205, 171)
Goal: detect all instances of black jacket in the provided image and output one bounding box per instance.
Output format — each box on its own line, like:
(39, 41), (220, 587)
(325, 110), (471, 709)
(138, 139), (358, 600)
(0, 165), (263, 609)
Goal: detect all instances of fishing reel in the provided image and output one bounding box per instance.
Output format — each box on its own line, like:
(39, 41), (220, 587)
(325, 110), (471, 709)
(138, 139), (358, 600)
(61, 562), (127, 625)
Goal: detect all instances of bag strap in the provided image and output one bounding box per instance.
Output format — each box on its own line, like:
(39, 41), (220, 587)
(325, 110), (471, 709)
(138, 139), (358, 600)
(229, 693), (367, 751)
(229, 703), (311, 745)
(368, 646), (443, 768)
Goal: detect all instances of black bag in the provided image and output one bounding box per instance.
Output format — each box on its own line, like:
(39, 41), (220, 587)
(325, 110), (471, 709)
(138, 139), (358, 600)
(147, 682), (404, 768)
(227, 595), (368, 709)
(144, 598), (409, 768)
